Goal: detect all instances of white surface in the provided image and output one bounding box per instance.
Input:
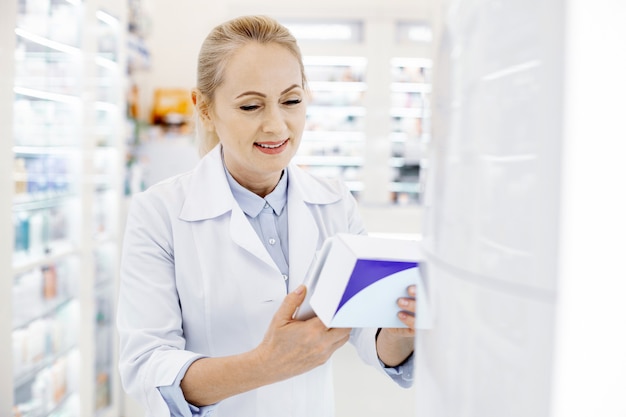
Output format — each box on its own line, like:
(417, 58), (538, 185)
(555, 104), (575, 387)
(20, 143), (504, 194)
(551, 0), (626, 416)
(418, 0), (562, 414)
(417, 0), (626, 416)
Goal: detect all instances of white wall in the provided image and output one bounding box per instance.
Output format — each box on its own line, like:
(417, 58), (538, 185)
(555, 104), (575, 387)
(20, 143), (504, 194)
(416, 0), (626, 416)
(551, 0), (626, 415)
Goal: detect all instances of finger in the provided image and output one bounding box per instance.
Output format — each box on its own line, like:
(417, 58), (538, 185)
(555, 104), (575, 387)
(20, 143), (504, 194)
(272, 285), (307, 324)
(398, 311), (416, 330)
(407, 285), (417, 297)
(398, 297), (416, 313)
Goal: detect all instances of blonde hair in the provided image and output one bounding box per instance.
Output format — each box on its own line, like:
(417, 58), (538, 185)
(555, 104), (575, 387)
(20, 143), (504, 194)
(194, 15), (308, 156)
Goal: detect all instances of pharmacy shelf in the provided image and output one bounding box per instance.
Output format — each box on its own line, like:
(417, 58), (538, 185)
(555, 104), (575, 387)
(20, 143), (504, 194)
(389, 56), (432, 204)
(0, 1), (126, 416)
(277, 16), (432, 205)
(295, 53), (368, 195)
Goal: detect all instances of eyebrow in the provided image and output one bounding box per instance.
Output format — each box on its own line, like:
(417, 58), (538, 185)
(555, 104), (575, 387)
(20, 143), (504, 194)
(235, 84), (301, 99)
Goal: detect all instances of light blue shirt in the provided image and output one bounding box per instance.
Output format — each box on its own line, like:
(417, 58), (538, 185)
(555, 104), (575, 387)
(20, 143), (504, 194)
(158, 167), (413, 416)
(226, 167), (290, 289)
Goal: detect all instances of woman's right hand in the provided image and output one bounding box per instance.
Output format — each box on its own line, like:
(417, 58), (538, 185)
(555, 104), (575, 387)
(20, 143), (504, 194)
(254, 285), (351, 381)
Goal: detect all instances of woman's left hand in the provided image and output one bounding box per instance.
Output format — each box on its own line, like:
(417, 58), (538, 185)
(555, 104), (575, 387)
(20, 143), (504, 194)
(375, 285), (416, 367)
(386, 284), (416, 338)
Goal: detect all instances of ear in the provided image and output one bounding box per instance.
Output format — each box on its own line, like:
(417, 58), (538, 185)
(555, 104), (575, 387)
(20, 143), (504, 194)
(191, 89), (215, 132)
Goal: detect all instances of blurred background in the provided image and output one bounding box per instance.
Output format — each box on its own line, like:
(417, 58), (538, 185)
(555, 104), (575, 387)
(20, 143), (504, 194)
(2, 0), (626, 417)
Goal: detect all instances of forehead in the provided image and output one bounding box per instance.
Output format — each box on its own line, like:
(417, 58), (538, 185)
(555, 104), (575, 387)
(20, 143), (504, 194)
(219, 42), (303, 94)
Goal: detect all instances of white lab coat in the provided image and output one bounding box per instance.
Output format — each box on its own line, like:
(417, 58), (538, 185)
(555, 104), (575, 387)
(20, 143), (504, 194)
(117, 145), (385, 417)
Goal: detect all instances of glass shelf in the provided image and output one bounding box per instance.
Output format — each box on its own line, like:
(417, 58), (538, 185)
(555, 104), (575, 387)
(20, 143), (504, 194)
(5, 1), (125, 416)
(302, 130), (364, 142)
(389, 56), (432, 204)
(14, 27), (81, 55)
(390, 107), (429, 118)
(12, 244), (79, 275)
(16, 0), (82, 47)
(12, 304), (79, 386)
(13, 348), (80, 417)
(14, 86), (82, 104)
(307, 105), (366, 117)
(12, 257), (78, 328)
(390, 82), (432, 93)
(294, 155), (364, 167)
(308, 81), (367, 92)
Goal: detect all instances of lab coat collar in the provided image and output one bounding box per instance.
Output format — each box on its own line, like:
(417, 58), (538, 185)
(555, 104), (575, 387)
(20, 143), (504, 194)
(179, 145), (235, 221)
(286, 161), (342, 205)
(179, 144), (342, 221)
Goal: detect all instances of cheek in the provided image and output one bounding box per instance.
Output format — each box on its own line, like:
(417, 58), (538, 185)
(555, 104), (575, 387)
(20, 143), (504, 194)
(216, 116), (251, 142)
(289, 109), (307, 132)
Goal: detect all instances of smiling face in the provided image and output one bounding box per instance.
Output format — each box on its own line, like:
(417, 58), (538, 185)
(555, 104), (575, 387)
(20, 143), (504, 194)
(205, 41), (307, 196)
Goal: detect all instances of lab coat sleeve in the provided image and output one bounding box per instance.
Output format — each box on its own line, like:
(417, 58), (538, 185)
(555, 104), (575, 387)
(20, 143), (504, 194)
(380, 354), (414, 388)
(117, 190), (203, 417)
(159, 359), (218, 417)
(350, 328), (415, 388)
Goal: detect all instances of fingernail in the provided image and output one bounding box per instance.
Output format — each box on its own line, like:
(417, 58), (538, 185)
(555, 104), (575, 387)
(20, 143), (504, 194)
(294, 285), (305, 294)
(399, 298), (409, 307)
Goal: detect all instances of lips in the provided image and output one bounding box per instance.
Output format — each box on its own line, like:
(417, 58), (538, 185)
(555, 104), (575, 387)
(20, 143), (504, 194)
(255, 139), (288, 149)
(254, 139), (289, 154)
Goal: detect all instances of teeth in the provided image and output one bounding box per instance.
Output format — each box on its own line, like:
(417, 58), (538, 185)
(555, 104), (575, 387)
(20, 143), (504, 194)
(257, 140), (286, 149)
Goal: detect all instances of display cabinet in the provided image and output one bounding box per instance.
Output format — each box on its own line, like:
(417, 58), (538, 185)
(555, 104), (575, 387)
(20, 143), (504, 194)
(294, 55), (367, 195)
(389, 56), (432, 204)
(282, 17), (432, 205)
(0, 0), (125, 416)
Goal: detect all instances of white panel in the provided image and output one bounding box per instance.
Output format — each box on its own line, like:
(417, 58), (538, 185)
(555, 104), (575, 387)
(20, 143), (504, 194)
(417, 0), (565, 415)
(416, 262), (555, 417)
(551, 0), (626, 416)
(423, 0), (564, 292)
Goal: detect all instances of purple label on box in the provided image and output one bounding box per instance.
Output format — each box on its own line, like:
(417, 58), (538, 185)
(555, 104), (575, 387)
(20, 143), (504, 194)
(335, 259), (418, 315)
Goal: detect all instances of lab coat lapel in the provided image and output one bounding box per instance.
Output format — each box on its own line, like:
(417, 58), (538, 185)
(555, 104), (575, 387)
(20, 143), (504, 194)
(179, 145), (277, 270)
(286, 163), (345, 290)
(230, 204), (276, 269)
(287, 194), (319, 290)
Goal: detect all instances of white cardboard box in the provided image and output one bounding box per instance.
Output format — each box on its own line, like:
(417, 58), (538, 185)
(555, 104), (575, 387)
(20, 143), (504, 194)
(299, 233), (431, 328)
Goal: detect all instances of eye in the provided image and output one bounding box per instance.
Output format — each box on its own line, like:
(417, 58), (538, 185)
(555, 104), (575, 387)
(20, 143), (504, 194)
(283, 98), (302, 106)
(239, 104), (260, 111)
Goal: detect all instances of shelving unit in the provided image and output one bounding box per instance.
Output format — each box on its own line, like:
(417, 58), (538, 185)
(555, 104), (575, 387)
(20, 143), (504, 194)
(294, 55), (367, 195)
(0, 0), (125, 416)
(389, 56), (432, 204)
(280, 17), (432, 205)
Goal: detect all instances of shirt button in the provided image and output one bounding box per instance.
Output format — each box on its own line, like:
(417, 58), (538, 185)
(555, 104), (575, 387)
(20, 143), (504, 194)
(282, 274), (288, 281)
(269, 238), (276, 245)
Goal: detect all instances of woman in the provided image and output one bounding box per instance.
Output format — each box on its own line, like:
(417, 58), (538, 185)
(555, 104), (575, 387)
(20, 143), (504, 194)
(117, 15), (416, 417)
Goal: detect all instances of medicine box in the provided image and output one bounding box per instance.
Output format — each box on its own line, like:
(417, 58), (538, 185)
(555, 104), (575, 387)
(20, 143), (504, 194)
(308, 233), (430, 328)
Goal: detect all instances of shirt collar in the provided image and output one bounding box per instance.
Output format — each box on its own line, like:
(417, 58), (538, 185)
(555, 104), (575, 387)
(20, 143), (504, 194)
(223, 164), (288, 218)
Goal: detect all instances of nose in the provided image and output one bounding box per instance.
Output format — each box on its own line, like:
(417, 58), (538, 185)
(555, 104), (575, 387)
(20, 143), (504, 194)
(262, 104), (288, 135)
